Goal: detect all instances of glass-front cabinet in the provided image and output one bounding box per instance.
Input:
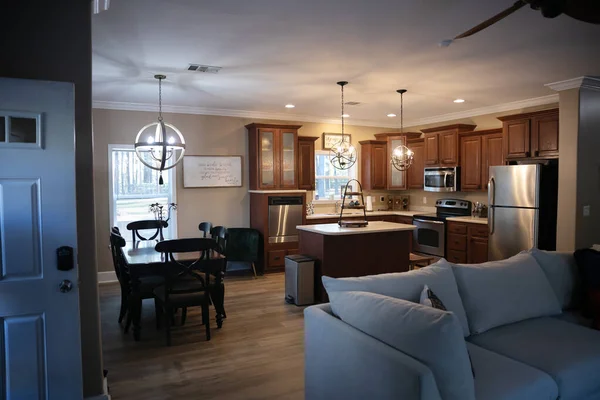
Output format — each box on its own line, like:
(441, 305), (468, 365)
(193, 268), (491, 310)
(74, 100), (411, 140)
(246, 123), (302, 190)
(388, 136), (407, 190)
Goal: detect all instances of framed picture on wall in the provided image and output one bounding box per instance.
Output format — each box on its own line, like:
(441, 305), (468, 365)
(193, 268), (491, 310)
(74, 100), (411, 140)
(322, 132), (351, 150)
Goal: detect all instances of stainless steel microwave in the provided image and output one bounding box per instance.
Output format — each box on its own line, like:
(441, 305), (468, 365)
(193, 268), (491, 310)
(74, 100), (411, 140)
(424, 167), (460, 192)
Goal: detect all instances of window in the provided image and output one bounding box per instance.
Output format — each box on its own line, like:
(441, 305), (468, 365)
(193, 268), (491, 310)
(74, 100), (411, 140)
(109, 145), (177, 239)
(314, 150), (357, 201)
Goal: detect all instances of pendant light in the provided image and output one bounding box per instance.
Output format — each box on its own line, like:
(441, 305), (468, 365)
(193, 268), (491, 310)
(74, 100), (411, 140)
(134, 75), (186, 184)
(391, 89), (414, 171)
(330, 81), (357, 170)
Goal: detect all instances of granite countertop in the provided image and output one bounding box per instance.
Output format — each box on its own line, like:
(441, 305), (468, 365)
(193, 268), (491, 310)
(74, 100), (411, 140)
(296, 221), (416, 236)
(306, 210), (422, 220)
(446, 216), (488, 225)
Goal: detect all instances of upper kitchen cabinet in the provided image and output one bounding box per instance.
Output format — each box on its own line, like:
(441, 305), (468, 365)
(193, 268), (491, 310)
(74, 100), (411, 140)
(246, 123), (302, 190)
(374, 132), (422, 190)
(498, 109), (558, 160)
(460, 129), (504, 192)
(406, 138), (425, 189)
(359, 140), (387, 190)
(421, 124), (477, 167)
(297, 136), (318, 190)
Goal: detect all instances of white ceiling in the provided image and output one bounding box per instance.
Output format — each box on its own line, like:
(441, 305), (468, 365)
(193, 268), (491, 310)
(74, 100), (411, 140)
(92, 0), (600, 127)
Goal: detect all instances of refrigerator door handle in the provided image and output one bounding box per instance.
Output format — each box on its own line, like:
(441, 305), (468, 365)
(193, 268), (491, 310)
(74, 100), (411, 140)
(489, 207), (495, 235)
(531, 217), (537, 248)
(488, 177), (495, 235)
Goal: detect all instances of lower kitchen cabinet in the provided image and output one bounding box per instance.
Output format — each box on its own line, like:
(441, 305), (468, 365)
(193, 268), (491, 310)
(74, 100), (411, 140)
(446, 221), (489, 263)
(395, 216), (413, 225)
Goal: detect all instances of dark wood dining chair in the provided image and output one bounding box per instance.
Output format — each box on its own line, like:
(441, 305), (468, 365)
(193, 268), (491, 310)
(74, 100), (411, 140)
(127, 219), (168, 245)
(109, 227), (128, 323)
(210, 226), (228, 255)
(154, 238), (224, 345)
(198, 222), (213, 238)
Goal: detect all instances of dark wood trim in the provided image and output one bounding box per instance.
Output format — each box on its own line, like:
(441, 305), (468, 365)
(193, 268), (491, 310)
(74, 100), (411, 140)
(459, 128), (503, 137)
(298, 136), (319, 142)
(421, 124), (477, 134)
(245, 123), (303, 130)
(497, 108), (558, 122)
(406, 138), (425, 144)
(358, 140), (387, 145)
(374, 132), (422, 140)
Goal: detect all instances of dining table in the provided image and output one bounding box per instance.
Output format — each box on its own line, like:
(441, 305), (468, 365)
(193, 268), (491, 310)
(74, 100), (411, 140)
(122, 240), (227, 341)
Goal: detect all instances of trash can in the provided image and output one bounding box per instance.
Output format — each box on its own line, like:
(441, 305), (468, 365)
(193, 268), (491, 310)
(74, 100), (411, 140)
(284, 254), (315, 306)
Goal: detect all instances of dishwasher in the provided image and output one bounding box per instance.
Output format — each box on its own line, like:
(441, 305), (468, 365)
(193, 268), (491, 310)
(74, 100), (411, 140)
(268, 196), (304, 243)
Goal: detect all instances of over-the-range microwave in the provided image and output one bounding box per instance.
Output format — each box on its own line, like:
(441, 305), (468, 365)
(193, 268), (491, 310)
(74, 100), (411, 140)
(424, 166), (460, 192)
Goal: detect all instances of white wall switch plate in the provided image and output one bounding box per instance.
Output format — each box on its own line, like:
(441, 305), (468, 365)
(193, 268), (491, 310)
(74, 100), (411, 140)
(583, 205), (591, 217)
(422, 196), (427, 204)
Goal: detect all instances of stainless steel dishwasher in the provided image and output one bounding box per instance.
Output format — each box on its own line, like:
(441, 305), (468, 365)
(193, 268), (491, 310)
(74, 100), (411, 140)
(268, 196), (304, 243)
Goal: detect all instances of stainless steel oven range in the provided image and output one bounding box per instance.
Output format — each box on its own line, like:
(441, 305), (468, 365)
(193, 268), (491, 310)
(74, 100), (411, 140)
(412, 199), (472, 257)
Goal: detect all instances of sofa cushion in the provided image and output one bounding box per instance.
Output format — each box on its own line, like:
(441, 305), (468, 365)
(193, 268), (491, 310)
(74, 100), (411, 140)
(322, 258), (471, 336)
(524, 248), (581, 310)
(468, 317), (600, 400)
(328, 291), (475, 400)
(451, 253), (561, 334)
(552, 310), (593, 328)
(466, 342), (558, 400)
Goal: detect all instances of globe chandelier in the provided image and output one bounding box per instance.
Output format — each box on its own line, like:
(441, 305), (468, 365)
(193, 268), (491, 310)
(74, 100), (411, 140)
(134, 74), (186, 184)
(329, 81), (357, 170)
(390, 89), (414, 171)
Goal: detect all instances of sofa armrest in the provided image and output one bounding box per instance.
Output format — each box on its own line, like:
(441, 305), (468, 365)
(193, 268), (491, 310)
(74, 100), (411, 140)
(304, 304), (442, 400)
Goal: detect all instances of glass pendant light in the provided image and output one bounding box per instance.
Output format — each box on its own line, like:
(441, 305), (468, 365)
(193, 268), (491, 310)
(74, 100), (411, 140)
(134, 75), (186, 184)
(391, 89), (414, 171)
(330, 81), (357, 170)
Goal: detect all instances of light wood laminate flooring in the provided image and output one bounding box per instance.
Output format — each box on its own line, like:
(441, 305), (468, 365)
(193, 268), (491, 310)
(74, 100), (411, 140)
(100, 273), (306, 399)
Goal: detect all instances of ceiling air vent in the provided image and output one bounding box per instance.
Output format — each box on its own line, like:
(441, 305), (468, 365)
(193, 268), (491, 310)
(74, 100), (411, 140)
(344, 101), (361, 106)
(187, 64), (222, 73)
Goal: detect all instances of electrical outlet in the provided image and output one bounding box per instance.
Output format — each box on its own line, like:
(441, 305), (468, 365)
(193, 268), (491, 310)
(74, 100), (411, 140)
(583, 205), (591, 217)
(379, 196), (385, 202)
(422, 196), (427, 204)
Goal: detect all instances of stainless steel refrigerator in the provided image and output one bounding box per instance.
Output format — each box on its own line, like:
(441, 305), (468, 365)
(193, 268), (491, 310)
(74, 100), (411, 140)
(488, 163), (558, 261)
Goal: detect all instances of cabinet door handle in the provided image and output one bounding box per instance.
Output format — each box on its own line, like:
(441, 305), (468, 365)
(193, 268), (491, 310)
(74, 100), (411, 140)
(525, 151), (531, 157)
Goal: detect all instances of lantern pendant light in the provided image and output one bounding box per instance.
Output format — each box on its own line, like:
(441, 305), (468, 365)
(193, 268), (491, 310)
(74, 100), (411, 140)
(391, 89), (414, 172)
(329, 81), (357, 170)
(134, 74), (186, 184)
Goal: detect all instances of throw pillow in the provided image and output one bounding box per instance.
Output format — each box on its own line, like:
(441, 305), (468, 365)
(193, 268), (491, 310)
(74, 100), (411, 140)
(574, 248), (600, 330)
(419, 284), (447, 310)
(451, 253), (562, 334)
(523, 248), (581, 310)
(329, 291), (476, 400)
(322, 258), (471, 336)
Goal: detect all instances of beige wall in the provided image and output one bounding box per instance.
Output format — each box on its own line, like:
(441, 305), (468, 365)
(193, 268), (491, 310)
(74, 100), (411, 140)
(1, 2), (104, 398)
(94, 103), (557, 272)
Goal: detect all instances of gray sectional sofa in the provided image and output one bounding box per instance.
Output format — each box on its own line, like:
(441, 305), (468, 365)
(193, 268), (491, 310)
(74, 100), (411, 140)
(304, 249), (600, 400)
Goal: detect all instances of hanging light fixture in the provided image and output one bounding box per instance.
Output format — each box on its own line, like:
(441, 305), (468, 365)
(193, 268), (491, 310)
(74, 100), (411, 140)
(391, 89), (414, 171)
(134, 75), (186, 184)
(330, 81), (357, 170)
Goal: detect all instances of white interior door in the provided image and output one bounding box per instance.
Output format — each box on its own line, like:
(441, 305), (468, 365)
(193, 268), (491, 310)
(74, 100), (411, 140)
(0, 78), (83, 399)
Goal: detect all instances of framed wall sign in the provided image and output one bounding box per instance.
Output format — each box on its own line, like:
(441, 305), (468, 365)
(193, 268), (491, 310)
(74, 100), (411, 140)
(322, 132), (351, 150)
(183, 155), (243, 188)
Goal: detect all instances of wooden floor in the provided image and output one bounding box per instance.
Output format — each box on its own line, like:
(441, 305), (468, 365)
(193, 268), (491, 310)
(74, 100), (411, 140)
(100, 273), (306, 400)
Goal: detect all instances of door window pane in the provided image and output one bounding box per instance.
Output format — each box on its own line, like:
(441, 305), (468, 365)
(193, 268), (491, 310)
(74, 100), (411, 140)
(281, 132), (295, 186)
(260, 131), (275, 186)
(9, 117), (37, 143)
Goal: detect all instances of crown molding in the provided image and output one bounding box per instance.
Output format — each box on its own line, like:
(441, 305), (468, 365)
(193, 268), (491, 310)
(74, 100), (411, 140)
(545, 76), (600, 92)
(92, 94), (559, 129)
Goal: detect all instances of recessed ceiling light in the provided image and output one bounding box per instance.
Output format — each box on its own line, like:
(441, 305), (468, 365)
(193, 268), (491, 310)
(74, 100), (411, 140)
(453, 99), (465, 103)
(341, 114), (350, 118)
(285, 104), (295, 108)
(387, 113), (397, 117)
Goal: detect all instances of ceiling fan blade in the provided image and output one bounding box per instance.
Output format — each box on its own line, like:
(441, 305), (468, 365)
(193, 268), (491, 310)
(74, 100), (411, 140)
(454, 0), (528, 40)
(562, 0), (600, 24)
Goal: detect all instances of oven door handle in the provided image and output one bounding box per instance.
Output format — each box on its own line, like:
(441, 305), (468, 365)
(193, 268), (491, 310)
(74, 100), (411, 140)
(413, 218), (444, 225)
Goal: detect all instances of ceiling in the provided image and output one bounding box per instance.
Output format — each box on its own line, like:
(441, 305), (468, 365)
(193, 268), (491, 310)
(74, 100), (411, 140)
(92, 0), (600, 127)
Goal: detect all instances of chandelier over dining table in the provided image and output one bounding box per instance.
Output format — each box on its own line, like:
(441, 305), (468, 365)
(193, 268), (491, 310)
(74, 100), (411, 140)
(134, 74), (186, 184)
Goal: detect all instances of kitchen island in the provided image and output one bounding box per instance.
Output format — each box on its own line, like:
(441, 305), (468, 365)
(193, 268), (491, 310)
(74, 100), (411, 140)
(297, 221), (416, 302)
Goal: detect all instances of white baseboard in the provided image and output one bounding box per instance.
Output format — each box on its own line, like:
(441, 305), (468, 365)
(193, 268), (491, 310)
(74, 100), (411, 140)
(98, 271), (118, 284)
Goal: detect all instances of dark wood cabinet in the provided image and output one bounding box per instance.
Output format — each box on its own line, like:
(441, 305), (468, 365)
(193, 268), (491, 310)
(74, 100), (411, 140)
(421, 124), (476, 167)
(498, 109), (558, 160)
(246, 123), (301, 190)
(297, 136), (318, 190)
(460, 135), (482, 191)
(373, 132), (422, 190)
(407, 139), (425, 189)
(359, 140), (387, 190)
(424, 133), (439, 166)
(460, 129), (504, 192)
(482, 131), (504, 191)
(395, 216), (413, 225)
(446, 221), (488, 263)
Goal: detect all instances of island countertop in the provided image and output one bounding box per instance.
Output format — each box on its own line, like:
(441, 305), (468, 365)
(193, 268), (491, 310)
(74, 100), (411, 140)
(296, 221), (416, 236)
